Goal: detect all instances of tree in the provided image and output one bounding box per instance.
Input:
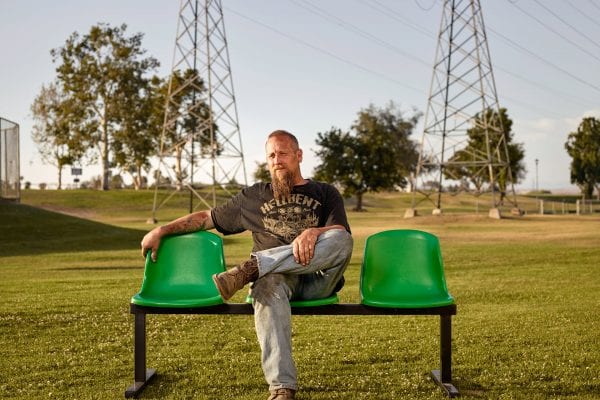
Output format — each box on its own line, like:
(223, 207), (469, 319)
(253, 161), (271, 183)
(112, 75), (164, 189)
(30, 81), (86, 189)
(314, 103), (420, 211)
(159, 69), (217, 188)
(565, 117), (600, 199)
(51, 23), (159, 190)
(444, 107), (526, 196)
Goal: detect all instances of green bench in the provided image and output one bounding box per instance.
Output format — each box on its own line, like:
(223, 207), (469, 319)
(124, 229), (458, 398)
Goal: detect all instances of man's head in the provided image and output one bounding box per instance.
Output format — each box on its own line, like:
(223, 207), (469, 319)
(265, 130), (303, 201)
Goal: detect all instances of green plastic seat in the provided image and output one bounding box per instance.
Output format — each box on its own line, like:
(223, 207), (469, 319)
(360, 229), (455, 308)
(131, 231), (226, 308)
(245, 293), (339, 307)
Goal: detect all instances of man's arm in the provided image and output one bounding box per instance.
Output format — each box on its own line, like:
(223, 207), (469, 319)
(141, 210), (215, 261)
(292, 224), (346, 266)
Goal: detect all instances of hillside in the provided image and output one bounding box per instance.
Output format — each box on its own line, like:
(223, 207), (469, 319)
(0, 202), (144, 256)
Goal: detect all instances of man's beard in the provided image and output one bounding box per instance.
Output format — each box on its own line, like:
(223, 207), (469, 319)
(271, 170), (294, 202)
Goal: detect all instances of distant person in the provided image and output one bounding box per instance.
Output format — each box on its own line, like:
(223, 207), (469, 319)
(141, 130), (353, 400)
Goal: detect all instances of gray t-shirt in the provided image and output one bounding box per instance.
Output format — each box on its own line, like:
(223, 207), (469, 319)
(211, 180), (350, 252)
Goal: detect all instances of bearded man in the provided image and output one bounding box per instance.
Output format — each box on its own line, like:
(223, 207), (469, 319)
(141, 130), (353, 400)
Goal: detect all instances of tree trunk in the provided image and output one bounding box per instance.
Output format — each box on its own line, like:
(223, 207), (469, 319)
(585, 182), (594, 199)
(354, 192), (364, 211)
(138, 165), (145, 189)
(134, 164), (144, 190)
(100, 111), (110, 191)
(129, 171), (140, 190)
(101, 138), (110, 190)
(175, 145), (183, 190)
(57, 164), (63, 190)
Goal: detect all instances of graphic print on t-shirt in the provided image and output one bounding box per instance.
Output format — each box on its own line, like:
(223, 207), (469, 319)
(260, 193), (321, 242)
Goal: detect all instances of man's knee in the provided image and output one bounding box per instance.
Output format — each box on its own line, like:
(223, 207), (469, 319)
(320, 228), (352, 244)
(318, 229), (353, 257)
(251, 273), (294, 304)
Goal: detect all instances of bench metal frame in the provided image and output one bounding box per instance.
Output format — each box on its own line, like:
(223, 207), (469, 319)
(125, 302), (458, 398)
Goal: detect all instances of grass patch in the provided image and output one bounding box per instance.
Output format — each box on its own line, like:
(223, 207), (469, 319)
(0, 203), (144, 256)
(1, 190), (599, 399)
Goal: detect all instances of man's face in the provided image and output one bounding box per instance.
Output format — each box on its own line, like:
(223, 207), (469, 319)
(266, 135), (303, 201)
(266, 135), (302, 182)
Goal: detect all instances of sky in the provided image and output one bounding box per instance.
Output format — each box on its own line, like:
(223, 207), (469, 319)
(1, 0), (599, 193)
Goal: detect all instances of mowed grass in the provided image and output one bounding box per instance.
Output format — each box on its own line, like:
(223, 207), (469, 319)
(0, 190), (599, 399)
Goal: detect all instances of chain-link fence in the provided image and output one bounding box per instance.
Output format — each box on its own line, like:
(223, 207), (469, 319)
(1, 117), (20, 201)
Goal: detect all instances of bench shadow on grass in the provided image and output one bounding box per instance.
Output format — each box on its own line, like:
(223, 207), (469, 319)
(139, 374), (263, 399)
(0, 202), (147, 257)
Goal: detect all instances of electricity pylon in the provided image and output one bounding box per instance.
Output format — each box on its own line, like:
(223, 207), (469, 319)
(150, 0), (247, 223)
(407, 0), (520, 219)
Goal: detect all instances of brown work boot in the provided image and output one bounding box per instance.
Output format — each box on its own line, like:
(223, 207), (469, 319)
(267, 388), (296, 400)
(212, 257), (259, 300)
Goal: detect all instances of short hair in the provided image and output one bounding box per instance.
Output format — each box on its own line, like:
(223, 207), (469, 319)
(267, 130), (299, 149)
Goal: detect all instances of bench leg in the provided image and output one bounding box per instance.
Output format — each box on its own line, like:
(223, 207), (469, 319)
(125, 312), (156, 398)
(431, 314), (459, 398)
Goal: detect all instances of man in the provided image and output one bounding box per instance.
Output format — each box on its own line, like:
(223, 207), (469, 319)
(141, 130), (353, 400)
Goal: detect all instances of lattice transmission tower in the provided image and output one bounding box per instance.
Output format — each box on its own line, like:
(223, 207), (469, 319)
(150, 0), (247, 223)
(407, 0), (520, 219)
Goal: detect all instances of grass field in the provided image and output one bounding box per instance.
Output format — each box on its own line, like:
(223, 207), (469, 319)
(1, 189), (599, 399)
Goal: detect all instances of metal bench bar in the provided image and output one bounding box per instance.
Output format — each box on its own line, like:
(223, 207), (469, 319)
(125, 303), (457, 398)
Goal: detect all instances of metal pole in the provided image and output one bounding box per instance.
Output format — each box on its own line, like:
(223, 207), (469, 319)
(535, 158), (539, 192)
(189, 0), (200, 214)
(440, 314), (452, 382)
(134, 313), (147, 383)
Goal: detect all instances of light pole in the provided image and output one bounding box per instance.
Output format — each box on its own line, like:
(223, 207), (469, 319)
(535, 158), (539, 192)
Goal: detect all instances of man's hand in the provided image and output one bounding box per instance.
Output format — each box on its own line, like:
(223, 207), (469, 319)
(292, 225), (347, 266)
(292, 228), (320, 266)
(140, 211), (215, 262)
(141, 227), (162, 262)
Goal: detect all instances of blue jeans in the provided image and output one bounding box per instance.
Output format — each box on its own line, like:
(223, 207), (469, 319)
(249, 229), (353, 391)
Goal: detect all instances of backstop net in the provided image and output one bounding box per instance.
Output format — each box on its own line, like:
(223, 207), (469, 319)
(1, 117), (20, 201)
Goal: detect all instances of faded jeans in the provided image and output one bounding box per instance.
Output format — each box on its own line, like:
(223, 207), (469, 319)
(249, 229), (353, 392)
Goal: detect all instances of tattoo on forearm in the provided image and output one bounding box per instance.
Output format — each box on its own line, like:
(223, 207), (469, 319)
(181, 215), (207, 232)
(163, 213), (208, 235)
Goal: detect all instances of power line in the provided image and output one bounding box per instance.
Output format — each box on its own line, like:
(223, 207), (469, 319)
(564, 0), (600, 30)
(224, 6), (424, 95)
(498, 93), (568, 118)
(364, 0), (436, 39)
(495, 65), (597, 109)
(226, 2), (600, 116)
(294, 0), (586, 119)
(532, 0), (600, 52)
(508, 0), (600, 64)
(414, 0), (437, 12)
(587, 0), (600, 13)
(487, 25), (600, 95)
(288, 0), (430, 67)
(362, 0), (599, 107)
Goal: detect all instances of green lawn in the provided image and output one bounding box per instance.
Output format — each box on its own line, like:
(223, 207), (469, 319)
(1, 190), (598, 399)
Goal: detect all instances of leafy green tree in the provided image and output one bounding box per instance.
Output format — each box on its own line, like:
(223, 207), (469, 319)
(253, 161), (271, 183)
(30, 82), (86, 189)
(112, 75), (164, 189)
(565, 117), (600, 199)
(444, 108), (525, 196)
(160, 69), (217, 188)
(51, 23), (159, 190)
(314, 103), (420, 211)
